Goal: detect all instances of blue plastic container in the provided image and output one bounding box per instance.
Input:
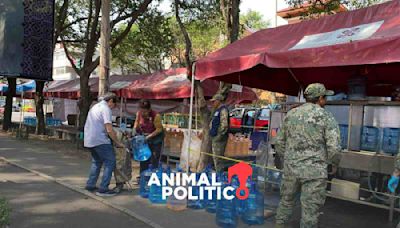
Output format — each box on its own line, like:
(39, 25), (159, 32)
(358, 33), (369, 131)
(360, 126), (380, 152)
(339, 124), (348, 149)
(188, 167), (207, 209)
(242, 182), (265, 225)
(139, 164), (153, 198)
(216, 180), (237, 228)
(382, 128), (400, 154)
(149, 166), (166, 204)
(205, 168), (219, 213)
(132, 135), (152, 161)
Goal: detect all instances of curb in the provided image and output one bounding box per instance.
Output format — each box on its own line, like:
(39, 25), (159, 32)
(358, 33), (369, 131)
(0, 156), (164, 228)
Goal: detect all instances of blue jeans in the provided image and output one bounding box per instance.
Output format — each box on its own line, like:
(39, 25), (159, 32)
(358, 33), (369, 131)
(86, 144), (116, 192)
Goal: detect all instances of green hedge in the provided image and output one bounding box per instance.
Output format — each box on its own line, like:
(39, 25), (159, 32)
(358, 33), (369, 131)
(0, 198), (10, 227)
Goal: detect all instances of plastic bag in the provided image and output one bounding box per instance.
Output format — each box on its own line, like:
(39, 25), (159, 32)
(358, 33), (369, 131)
(180, 130), (202, 172)
(131, 135), (152, 161)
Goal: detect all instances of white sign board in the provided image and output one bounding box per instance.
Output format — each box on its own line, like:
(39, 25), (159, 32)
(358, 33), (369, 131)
(230, 84), (243, 93)
(290, 20), (384, 50)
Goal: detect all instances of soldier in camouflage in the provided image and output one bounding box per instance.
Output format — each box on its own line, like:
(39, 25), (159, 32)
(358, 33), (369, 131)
(209, 94), (229, 172)
(275, 83), (341, 228)
(113, 129), (132, 193)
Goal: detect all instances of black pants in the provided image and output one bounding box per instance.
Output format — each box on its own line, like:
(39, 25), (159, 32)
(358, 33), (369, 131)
(140, 142), (162, 173)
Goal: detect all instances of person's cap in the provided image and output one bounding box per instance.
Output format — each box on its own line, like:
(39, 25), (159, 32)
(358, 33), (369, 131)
(98, 92), (117, 102)
(304, 83), (334, 99)
(210, 94), (225, 101)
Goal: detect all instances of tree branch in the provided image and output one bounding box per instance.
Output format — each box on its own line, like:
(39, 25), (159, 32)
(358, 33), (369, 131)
(60, 38), (80, 75)
(110, 0), (153, 49)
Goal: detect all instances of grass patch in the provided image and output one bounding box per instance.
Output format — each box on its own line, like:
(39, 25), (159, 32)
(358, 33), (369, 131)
(0, 198), (11, 227)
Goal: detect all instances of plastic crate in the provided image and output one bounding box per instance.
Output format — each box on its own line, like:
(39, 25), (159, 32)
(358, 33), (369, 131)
(382, 128), (400, 154)
(339, 124), (348, 149)
(360, 126), (380, 152)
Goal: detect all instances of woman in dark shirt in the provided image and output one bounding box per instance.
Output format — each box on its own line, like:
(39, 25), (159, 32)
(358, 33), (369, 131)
(134, 99), (164, 173)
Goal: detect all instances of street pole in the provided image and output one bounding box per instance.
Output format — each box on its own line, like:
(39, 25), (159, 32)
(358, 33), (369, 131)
(99, 0), (111, 96)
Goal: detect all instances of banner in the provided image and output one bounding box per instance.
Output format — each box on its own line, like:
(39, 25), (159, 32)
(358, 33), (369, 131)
(0, 0), (54, 81)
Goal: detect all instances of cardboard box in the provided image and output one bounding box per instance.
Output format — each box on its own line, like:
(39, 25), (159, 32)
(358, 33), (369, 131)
(330, 178), (360, 200)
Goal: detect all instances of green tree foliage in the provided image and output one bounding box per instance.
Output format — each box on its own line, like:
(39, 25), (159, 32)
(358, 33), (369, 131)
(55, 0), (153, 128)
(169, 16), (226, 67)
(240, 10), (269, 31)
(111, 10), (174, 74)
(285, 0), (384, 18)
(0, 198), (11, 227)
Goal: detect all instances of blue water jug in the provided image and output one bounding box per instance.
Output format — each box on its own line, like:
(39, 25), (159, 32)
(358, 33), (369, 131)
(339, 124), (348, 149)
(232, 176), (251, 216)
(205, 165), (218, 213)
(216, 178), (237, 228)
(139, 164), (153, 198)
(132, 135), (152, 161)
(382, 128), (400, 154)
(149, 165), (166, 204)
(188, 168), (206, 209)
(360, 126), (379, 152)
(242, 182), (265, 225)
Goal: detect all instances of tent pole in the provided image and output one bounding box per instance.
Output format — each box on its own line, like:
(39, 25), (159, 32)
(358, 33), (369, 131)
(187, 63), (196, 173)
(288, 68), (303, 102)
(119, 96), (123, 127)
(19, 91), (24, 130)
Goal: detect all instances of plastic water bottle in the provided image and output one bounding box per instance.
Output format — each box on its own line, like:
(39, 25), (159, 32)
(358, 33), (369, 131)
(232, 176), (249, 216)
(205, 166), (218, 213)
(187, 168), (205, 209)
(242, 182), (265, 225)
(132, 135), (152, 161)
(216, 176), (237, 228)
(167, 165), (187, 211)
(139, 164), (153, 198)
(149, 165), (166, 204)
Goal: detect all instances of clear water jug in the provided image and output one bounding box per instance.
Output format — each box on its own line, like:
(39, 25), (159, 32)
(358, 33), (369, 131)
(149, 166), (166, 204)
(139, 164), (153, 198)
(132, 135), (152, 161)
(216, 178), (237, 228)
(167, 165), (187, 211)
(241, 182), (265, 225)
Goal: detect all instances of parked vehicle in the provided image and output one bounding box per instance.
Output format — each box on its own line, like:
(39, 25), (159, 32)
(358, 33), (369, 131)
(229, 107), (270, 133)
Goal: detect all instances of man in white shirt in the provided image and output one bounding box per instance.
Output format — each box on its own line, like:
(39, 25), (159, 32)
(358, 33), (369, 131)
(84, 92), (124, 196)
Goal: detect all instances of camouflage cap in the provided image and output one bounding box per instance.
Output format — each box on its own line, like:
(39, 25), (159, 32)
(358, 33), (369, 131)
(304, 83), (334, 99)
(210, 94), (225, 101)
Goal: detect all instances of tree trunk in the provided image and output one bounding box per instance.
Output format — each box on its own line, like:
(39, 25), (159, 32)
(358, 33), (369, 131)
(2, 78), (16, 131)
(99, 0), (111, 96)
(35, 81), (46, 135)
(78, 71), (92, 130)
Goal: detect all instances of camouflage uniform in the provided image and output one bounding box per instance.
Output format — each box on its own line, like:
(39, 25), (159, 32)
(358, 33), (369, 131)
(114, 130), (132, 184)
(275, 83), (341, 228)
(210, 94), (229, 172)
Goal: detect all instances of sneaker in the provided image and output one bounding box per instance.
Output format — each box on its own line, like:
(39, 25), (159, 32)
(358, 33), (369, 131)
(85, 186), (98, 192)
(95, 190), (117, 197)
(112, 183), (124, 194)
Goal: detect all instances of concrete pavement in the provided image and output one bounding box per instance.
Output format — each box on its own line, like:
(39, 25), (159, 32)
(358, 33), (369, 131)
(0, 132), (398, 228)
(0, 160), (150, 228)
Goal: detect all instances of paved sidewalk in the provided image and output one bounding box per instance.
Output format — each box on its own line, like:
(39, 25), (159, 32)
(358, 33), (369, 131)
(0, 160), (150, 228)
(0, 133), (398, 228)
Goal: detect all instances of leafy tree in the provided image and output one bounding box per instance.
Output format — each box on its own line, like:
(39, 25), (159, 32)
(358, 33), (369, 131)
(240, 10), (269, 31)
(285, 0), (384, 18)
(169, 16), (226, 67)
(111, 10), (174, 74)
(55, 0), (153, 128)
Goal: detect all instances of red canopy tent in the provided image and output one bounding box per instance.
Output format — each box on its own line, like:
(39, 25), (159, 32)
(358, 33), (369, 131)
(118, 68), (258, 104)
(195, 0), (400, 96)
(43, 74), (144, 99)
